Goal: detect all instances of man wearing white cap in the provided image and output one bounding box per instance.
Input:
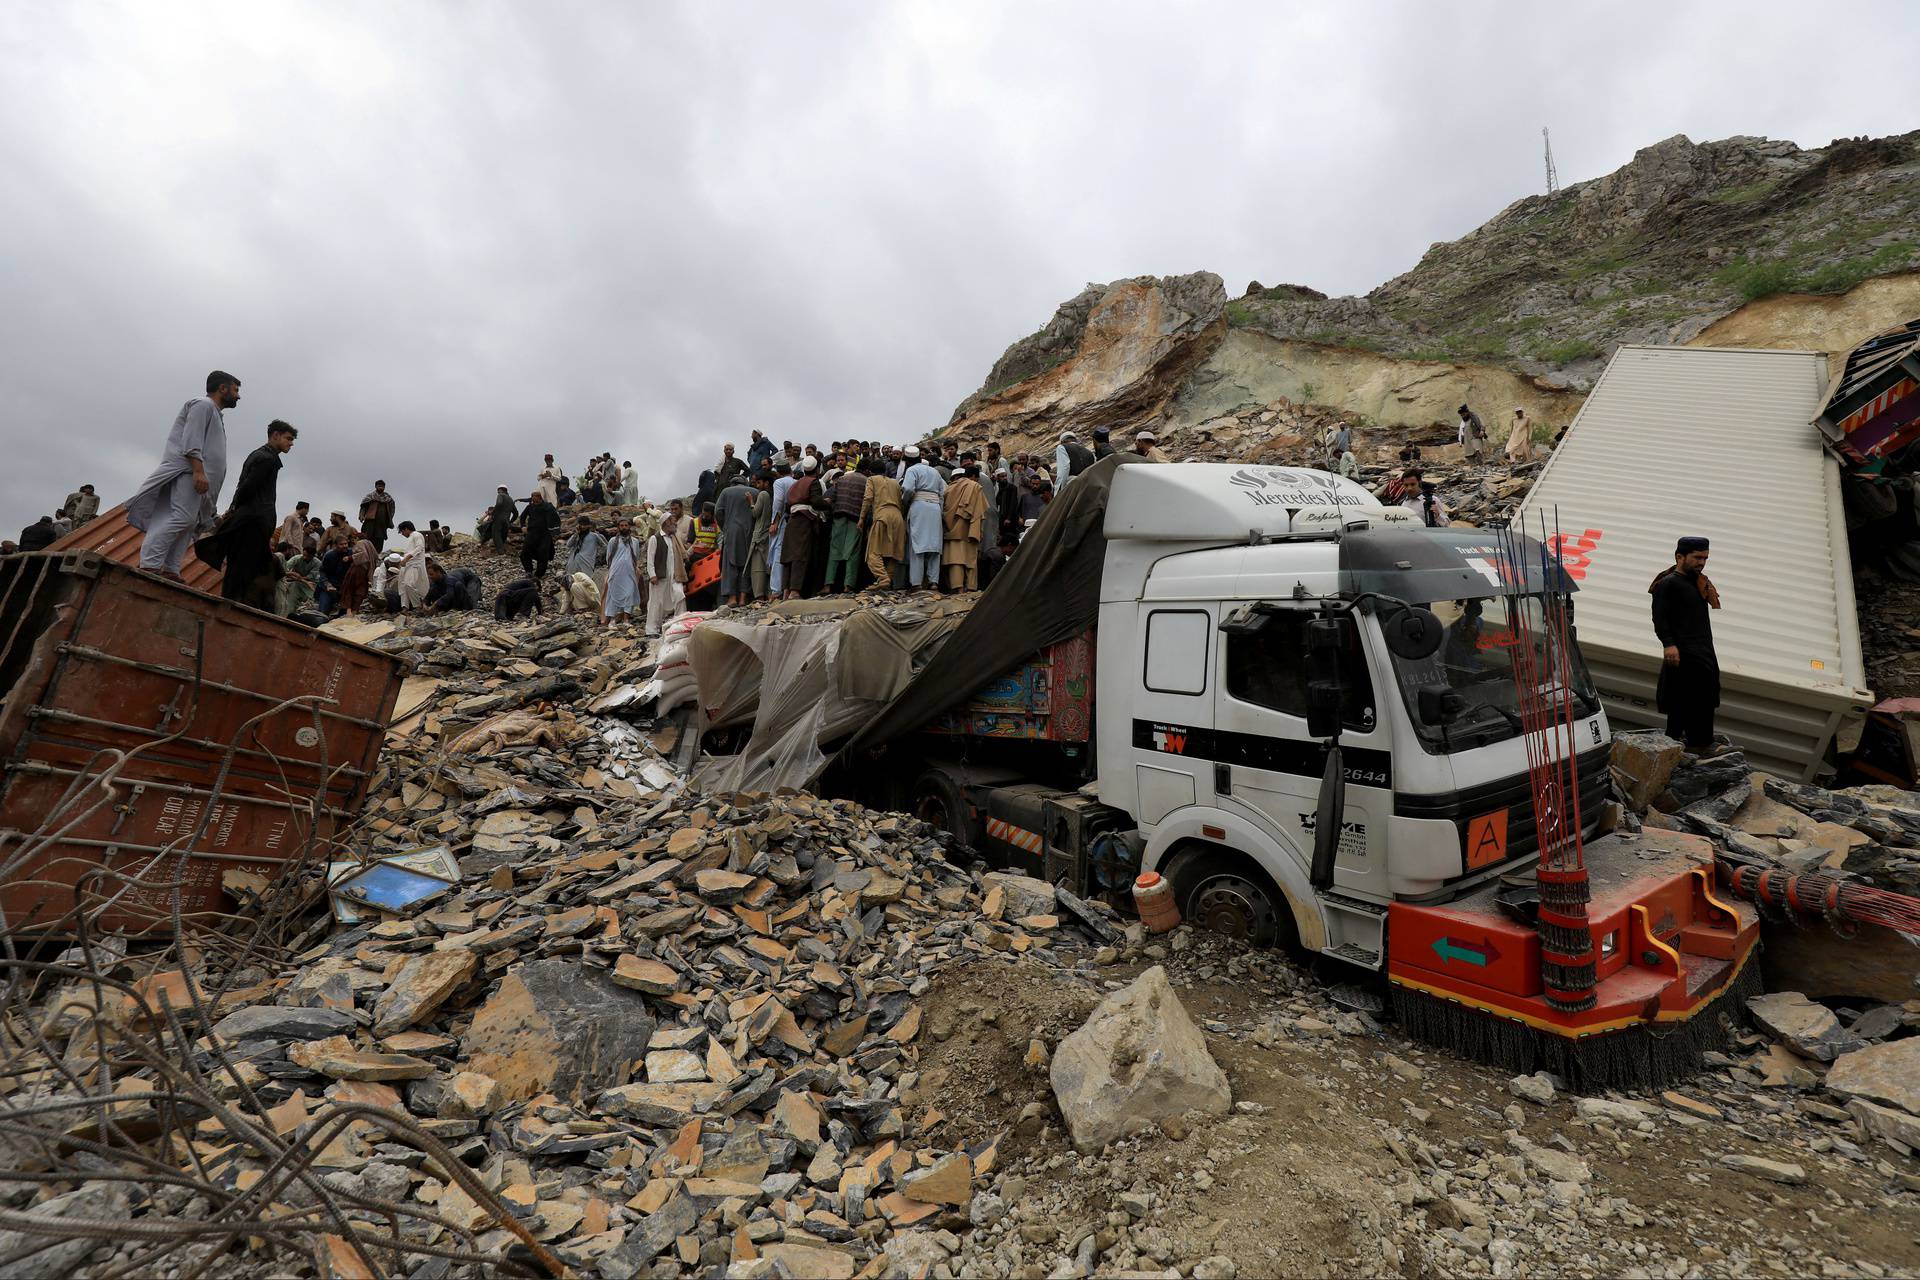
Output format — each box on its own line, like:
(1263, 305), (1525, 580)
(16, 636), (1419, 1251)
(899, 445), (947, 589)
(1132, 430), (1170, 463)
(767, 460), (795, 595)
(1054, 431), (1094, 492)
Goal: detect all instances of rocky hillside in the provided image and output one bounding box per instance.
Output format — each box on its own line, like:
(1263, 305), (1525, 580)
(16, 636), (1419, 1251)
(1242, 132), (1920, 383)
(945, 130), (1920, 446)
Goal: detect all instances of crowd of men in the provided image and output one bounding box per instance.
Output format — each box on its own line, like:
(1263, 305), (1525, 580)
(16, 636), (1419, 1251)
(9, 373), (1566, 639)
(11, 483), (102, 552)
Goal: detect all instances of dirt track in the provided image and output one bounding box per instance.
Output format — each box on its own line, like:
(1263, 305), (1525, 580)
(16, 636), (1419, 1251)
(911, 935), (1920, 1279)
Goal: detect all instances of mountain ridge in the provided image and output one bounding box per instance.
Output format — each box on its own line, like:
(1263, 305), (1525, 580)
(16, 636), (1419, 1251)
(942, 129), (1920, 446)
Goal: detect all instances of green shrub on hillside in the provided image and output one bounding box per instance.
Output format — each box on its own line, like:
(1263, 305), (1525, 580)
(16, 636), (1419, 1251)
(1715, 243), (1917, 302)
(1534, 338), (1601, 364)
(1712, 179), (1779, 207)
(1719, 259), (1797, 300)
(1797, 243), (1918, 294)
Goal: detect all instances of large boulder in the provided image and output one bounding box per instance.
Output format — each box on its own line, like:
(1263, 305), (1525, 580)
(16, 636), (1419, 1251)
(1655, 751), (1750, 814)
(983, 872), (1056, 920)
(1746, 991), (1863, 1062)
(464, 960), (655, 1104)
(1610, 731), (1684, 812)
(1049, 965), (1230, 1151)
(1826, 1039), (1920, 1113)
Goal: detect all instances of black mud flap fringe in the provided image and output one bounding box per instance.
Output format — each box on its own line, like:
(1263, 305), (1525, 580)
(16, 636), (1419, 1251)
(1387, 951), (1761, 1091)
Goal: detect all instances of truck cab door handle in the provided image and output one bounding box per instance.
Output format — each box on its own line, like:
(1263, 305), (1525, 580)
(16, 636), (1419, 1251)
(1215, 763), (1231, 795)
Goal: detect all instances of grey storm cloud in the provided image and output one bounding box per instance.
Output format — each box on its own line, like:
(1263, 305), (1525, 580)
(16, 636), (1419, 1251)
(1, 0), (1914, 535)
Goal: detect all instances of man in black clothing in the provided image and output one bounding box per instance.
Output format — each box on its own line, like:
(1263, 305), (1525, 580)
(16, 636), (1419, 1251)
(1650, 535), (1722, 753)
(316, 545), (348, 614)
(715, 443), (747, 489)
(494, 575), (543, 620)
(484, 487), (518, 553)
(217, 420), (297, 609)
(1058, 431), (1095, 485)
(17, 517), (57, 551)
(1091, 426), (1115, 460)
(520, 490), (562, 580)
(424, 561), (484, 612)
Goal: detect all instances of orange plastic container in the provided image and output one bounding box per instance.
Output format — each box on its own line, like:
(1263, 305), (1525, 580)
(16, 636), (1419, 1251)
(1133, 871), (1180, 934)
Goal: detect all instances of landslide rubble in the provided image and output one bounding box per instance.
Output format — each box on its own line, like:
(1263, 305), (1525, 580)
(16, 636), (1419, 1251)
(0, 605), (1132, 1279)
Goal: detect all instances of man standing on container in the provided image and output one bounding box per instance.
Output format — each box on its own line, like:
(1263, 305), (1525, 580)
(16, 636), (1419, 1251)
(214, 419), (298, 610)
(1650, 535), (1723, 755)
(63, 484), (100, 527)
(129, 371), (238, 581)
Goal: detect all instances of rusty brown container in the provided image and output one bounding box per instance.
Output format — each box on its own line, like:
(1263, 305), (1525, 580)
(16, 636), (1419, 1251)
(0, 550), (401, 935)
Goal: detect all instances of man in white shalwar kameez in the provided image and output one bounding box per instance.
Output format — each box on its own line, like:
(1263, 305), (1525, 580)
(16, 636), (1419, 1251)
(395, 522), (430, 609)
(642, 517), (686, 636)
(767, 462), (795, 596)
(603, 519), (644, 625)
(536, 454), (562, 506)
(128, 371), (240, 578)
(899, 446), (947, 589)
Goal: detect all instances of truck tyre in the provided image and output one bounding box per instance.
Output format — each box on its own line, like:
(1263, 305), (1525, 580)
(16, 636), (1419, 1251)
(910, 768), (978, 849)
(1166, 847), (1296, 949)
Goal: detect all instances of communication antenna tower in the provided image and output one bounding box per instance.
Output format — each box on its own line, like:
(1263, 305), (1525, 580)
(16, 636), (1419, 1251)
(1543, 127), (1560, 195)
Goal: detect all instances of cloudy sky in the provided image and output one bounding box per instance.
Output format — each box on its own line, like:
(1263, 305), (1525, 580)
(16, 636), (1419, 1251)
(2, 1), (1913, 535)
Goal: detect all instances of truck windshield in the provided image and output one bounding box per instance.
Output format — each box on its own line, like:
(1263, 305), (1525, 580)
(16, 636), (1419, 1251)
(1388, 594), (1601, 753)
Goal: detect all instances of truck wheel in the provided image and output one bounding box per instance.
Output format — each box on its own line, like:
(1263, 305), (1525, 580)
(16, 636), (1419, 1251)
(1169, 850), (1295, 949)
(911, 768), (976, 848)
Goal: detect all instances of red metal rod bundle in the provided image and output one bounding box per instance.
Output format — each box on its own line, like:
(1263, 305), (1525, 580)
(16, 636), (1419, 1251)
(1497, 514), (1595, 1011)
(1722, 861), (1920, 937)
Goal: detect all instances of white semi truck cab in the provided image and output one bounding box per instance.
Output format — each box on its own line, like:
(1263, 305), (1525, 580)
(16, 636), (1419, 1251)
(905, 463), (1613, 968)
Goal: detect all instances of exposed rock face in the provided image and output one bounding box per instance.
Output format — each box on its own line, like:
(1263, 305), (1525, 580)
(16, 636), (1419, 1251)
(1165, 330), (1584, 437)
(1049, 965), (1230, 1152)
(943, 131), (1920, 446)
(946, 273), (1228, 441)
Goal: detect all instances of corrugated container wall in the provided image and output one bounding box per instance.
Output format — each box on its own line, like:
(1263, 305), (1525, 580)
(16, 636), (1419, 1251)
(1518, 345), (1870, 781)
(46, 502), (224, 593)
(0, 551), (401, 935)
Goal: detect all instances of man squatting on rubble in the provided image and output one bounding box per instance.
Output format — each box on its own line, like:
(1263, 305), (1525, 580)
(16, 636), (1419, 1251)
(1650, 535), (1723, 754)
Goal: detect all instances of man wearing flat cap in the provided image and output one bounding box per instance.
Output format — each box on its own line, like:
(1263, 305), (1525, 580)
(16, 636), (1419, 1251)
(1650, 535), (1723, 754)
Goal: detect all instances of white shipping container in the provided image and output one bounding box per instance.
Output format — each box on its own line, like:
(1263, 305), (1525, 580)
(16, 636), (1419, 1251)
(1518, 345), (1870, 781)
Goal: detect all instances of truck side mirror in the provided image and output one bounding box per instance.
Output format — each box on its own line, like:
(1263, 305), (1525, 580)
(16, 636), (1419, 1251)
(1304, 618), (1343, 740)
(1381, 606), (1444, 660)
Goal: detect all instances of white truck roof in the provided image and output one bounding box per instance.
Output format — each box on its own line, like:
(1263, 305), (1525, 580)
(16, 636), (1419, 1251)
(1104, 463), (1406, 541)
(1518, 344), (1869, 781)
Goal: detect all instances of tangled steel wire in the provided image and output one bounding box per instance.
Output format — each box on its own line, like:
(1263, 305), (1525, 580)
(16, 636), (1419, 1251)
(0, 591), (565, 1278)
